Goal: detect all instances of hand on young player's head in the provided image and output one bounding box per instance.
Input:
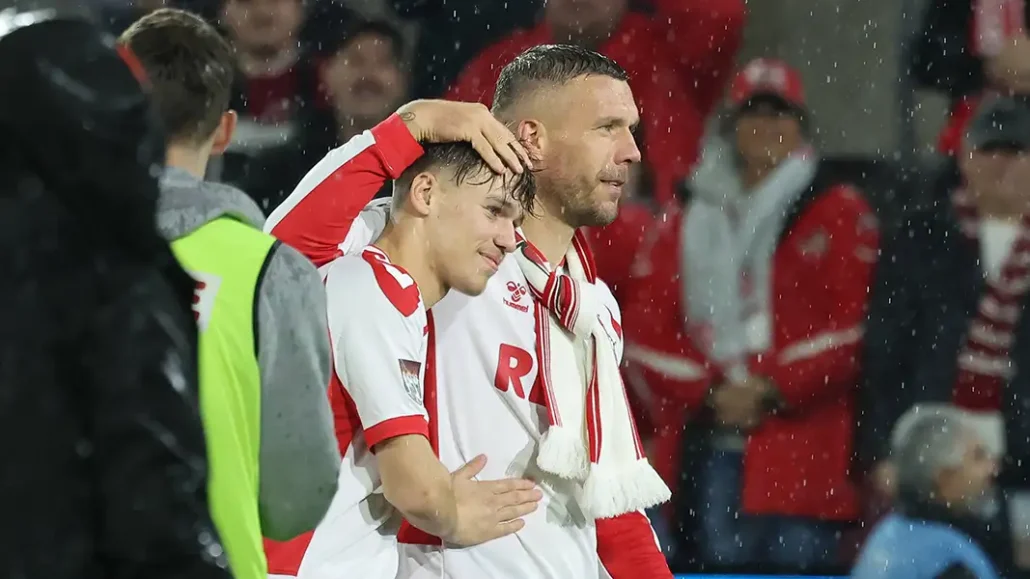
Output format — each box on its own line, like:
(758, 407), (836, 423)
(397, 99), (534, 176)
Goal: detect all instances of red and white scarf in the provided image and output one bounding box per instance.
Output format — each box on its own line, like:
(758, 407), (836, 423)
(513, 230), (670, 519)
(953, 188), (1030, 410)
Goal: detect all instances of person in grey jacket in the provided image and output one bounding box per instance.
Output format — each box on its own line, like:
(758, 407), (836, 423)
(119, 6), (340, 551)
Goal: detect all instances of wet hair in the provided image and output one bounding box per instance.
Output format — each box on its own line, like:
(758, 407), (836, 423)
(492, 44), (628, 114)
(394, 142), (536, 214)
(120, 8), (235, 145)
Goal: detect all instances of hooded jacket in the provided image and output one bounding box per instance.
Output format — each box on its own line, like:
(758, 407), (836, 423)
(157, 168), (340, 541)
(0, 7), (232, 578)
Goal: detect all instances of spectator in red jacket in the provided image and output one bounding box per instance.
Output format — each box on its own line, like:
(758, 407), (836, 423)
(621, 58), (880, 571)
(445, 0), (746, 205)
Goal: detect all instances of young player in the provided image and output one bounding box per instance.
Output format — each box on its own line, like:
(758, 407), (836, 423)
(264, 101), (543, 579)
(267, 47), (673, 578)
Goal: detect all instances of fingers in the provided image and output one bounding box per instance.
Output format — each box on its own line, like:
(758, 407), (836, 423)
(482, 126), (527, 174)
(485, 518), (526, 542)
(471, 104), (531, 174)
(453, 454), (488, 480)
(509, 139), (533, 171)
(495, 500), (539, 523)
(495, 488), (543, 508)
(482, 478), (536, 494)
(469, 134), (510, 176)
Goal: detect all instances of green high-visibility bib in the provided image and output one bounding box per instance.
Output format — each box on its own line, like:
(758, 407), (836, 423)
(171, 216), (275, 579)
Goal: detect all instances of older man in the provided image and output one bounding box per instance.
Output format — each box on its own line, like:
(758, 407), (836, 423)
(853, 405), (1003, 579)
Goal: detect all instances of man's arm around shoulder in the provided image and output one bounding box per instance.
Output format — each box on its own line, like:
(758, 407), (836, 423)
(255, 242), (340, 540)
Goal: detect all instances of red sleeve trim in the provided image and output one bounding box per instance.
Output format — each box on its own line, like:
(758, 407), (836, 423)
(364, 415), (429, 450)
(370, 114), (424, 179)
(596, 512), (672, 579)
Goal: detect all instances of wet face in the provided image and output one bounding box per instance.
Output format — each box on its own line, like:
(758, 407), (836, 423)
(937, 431), (997, 513)
(323, 31), (407, 125)
(425, 171), (522, 296)
(535, 74), (640, 228)
(734, 100), (804, 170)
(222, 0), (302, 58)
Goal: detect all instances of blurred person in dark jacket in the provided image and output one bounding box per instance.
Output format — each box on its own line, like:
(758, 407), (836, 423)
(621, 58), (880, 571)
(854, 405), (1004, 579)
(241, 17), (410, 214)
(0, 3), (230, 578)
(861, 95), (1030, 569)
(120, 9), (341, 579)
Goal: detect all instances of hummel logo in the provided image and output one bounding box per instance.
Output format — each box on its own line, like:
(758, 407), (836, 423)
(504, 280), (529, 312)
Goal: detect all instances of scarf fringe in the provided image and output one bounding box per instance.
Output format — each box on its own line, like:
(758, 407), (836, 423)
(537, 425), (589, 480)
(580, 458), (671, 520)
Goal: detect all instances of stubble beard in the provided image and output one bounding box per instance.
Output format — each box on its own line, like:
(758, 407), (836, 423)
(541, 178), (617, 229)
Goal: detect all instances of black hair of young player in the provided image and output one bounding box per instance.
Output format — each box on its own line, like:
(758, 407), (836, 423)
(119, 8), (235, 145)
(394, 142), (536, 216)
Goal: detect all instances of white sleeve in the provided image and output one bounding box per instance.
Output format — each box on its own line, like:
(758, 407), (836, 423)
(326, 256), (429, 449)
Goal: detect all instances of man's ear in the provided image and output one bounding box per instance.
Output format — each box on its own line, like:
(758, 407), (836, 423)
(210, 110), (238, 156)
(516, 119), (545, 163)
(407, 172), (437, 217)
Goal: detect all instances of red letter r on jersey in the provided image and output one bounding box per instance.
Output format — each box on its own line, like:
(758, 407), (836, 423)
(494, 343), (533, 398)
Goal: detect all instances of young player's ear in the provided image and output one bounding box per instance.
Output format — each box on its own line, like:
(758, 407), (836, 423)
(516, 119), (544, 162)
(407, 172), (436, 217)
(210, 110), (237, 156)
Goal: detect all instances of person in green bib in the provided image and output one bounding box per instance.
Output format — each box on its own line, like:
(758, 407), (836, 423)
(120, 9), (341, 579)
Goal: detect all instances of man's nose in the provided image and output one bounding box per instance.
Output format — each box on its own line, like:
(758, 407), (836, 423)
(619, 130), (642, 165)
(496, 221), (519, 253)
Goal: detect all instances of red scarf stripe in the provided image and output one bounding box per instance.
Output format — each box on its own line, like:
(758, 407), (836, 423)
(571, 231), (598, 283)
(562, 276), (579, 330)
(586, 349), (602, 463)
(952, 188), (1030, 410)
(539, 270), (558, 305)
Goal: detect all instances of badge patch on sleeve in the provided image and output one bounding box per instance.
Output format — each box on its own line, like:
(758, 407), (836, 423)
(398, 359), (423, 405)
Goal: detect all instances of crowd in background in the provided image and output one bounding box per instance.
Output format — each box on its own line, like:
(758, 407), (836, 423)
(49, 0), (1030, 576)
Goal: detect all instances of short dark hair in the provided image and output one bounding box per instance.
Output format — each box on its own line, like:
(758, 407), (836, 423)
(119, 9), (235, 144)
(492, 44), (629, 113)
(395, 143), (536, 214)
